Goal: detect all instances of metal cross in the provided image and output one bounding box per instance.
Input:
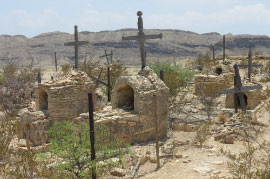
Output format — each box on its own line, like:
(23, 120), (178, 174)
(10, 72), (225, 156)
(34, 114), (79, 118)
(64, 25), (89, 70)
(99, 49), (113, 64)
(219, 64), (262, 112)
(238, 48), (263, 82)
(122, 11), (162, 70)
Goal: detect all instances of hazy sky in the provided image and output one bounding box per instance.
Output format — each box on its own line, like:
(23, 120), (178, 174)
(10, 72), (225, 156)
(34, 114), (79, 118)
(1, 0), (270, 37)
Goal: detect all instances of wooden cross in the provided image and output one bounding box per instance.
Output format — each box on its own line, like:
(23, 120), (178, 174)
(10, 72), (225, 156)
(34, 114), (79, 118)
(122, 11), (162, 70)
(64, 25), (89, 70)
(238, 48), (263, 82)
(99, 49), (113, 64)
(219, 64), (262, 112)
(99, 49), (113, 102)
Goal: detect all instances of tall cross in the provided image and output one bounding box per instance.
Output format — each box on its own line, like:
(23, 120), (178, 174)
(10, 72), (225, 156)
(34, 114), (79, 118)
(64, 25), (89, 70)
(219, 64), (262, 112)
(238, 48), (263, 82)
(122, 11), (162, 70)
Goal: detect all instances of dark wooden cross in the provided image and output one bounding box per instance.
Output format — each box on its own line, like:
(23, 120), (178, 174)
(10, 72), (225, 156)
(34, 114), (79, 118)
(238, 48), (263, 82)
(122, 11), (162, 70)
(64, 25), (89, 70)
(99, 49), (113, 102)
(219, 64), (262, 112)
(99, 49), (113, 64)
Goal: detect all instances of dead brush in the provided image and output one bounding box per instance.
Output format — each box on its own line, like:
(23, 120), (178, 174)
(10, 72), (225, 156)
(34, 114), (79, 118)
(218, 113), (228, 123)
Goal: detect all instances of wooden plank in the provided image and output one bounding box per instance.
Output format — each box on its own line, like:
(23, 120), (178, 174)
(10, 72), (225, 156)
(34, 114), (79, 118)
(88, 93), (96, 179)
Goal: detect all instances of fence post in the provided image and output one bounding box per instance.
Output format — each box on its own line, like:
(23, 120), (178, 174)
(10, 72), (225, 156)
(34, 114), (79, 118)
(88, 93), (96, 179)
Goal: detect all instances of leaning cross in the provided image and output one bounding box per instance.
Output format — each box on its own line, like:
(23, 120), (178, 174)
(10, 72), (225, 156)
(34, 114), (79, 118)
(99, 49), (113, 64)
(64, 25), (89, 70)
(238, 48), (263, 82)
(219, 64), (262, 112)
(122, 11), (162, 70)
(99, 49), (114, 102)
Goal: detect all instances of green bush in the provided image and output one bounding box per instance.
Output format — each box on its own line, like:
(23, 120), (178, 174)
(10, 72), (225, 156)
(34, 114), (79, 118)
(149, 60), (195, 99)
(61, 64), (71, 74)
(48, 121), (126, 178)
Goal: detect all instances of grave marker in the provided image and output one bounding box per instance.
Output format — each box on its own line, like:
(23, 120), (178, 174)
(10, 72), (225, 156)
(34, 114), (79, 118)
(122, 11), (162, 70)
(219, 64), (262, 112)
(238, 48), (263, 82)
(64, 25), (89, 70)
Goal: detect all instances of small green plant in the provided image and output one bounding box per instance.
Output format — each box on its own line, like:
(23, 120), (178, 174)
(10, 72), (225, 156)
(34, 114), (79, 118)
(61, 64), (71, 74)
(149, 60), (195, 101)
(195, 120), (212, 148)
(48, 121), (126, 178)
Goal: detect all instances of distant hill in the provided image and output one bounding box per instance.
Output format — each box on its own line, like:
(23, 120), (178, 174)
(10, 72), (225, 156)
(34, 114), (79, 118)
(0, 29), (270, 68)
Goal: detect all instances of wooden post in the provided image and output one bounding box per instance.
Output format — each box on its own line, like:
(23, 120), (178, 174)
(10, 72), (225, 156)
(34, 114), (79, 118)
(223, 35), (225, 63)
(54, 52), (58, 72)
(160, 70), (164, 81)
(107, 66), (111, 102)
(37, 72), (41, 84)
(88, 93), (96, 179)
(212, 45), (215, 60)
(153, 94), (160, 168)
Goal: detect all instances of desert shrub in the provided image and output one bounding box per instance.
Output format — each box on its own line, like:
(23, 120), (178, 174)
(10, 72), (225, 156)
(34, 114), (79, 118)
(61, 64), (71, 74)
(195, 120), (213, 148)
(220, 114), (270, 178)
(48, 121), (126, 178)
(149, 60), (195, 100)
(0, 65), (50, 178)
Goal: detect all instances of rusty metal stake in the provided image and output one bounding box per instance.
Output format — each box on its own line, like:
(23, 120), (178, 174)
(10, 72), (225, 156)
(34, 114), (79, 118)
(88, 93), (96, 179)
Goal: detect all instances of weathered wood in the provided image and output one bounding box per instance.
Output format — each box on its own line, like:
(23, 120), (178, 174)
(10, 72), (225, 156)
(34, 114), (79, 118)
(54, 52), (57, 72)
(64, 25), (89, 70)
(223, 35), (225, 63)
(37, 72), (41, 84)
(212, 45), (215, 60)
(130, 159), (141, 179)
(107, 66), (111, 102)
(238, 48), (263, 82)
(153, 94), (160, 169)
(88, 93), (96, 179)
(219, 64), (263, 112)
(122, 11), (162, 70)
(99, 49), (113, 64)
(160, 70), (164, 81)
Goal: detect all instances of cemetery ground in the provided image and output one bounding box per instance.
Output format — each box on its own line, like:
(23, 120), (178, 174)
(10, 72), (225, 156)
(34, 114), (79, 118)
(0, 56), (270, 178)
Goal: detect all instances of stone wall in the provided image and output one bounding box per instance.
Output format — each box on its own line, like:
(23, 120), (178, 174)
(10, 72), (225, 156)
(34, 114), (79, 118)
(225, 89), (262, 109)
(17, 110), (51, 146)
(75, 67), (170, 145)
(34, 71), (96, 121)
(194, 73), (234, 97)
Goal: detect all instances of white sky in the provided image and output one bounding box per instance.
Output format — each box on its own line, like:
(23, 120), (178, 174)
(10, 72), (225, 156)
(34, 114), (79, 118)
(1, 0), (270, 37)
